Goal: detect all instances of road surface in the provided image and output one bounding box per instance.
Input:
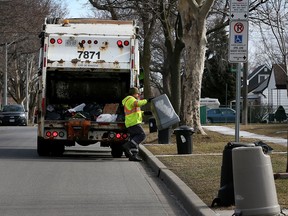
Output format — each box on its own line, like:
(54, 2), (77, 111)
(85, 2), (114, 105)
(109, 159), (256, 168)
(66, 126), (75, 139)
(0, 126), (188, 216)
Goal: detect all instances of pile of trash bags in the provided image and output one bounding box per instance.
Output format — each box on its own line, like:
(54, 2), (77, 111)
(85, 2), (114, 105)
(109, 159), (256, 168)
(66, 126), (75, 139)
(46, 103), (125, 122)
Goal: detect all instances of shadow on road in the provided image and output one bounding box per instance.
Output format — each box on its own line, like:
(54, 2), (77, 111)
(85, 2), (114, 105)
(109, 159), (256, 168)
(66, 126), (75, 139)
(0, 147), (128, 162)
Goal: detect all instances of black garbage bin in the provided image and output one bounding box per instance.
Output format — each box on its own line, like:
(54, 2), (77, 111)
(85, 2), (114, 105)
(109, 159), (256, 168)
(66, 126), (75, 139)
(158, 127), (171, 144)
(148, 117), (157, 133)
(212, 142), (255, 207)
(174, 125), (194, 154)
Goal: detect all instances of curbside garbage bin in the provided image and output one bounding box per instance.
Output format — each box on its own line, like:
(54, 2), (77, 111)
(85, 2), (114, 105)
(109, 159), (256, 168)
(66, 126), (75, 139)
(174, 125), (194, 154)
(211, 142), (255, 207)
(148, 117), (157, 133)
(233, 146), (280, 216)
(158, 127), (171, 144)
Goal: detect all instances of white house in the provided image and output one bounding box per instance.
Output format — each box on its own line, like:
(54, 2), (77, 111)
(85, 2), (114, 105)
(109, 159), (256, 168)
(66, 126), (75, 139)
(248, 64), (288, 113)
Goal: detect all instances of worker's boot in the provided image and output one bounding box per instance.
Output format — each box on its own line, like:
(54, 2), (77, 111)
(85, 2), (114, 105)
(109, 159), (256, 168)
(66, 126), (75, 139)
(129, 152), (142, 162)
(122, 141), (133, 157)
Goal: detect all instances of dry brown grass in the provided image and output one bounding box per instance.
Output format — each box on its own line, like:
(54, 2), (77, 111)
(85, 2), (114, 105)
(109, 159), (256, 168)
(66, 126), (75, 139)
(143, 124), (288, 210)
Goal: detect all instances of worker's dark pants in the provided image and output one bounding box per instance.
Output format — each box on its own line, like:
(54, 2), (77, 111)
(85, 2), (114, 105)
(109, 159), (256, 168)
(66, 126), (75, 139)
(127, 124), (146, 153)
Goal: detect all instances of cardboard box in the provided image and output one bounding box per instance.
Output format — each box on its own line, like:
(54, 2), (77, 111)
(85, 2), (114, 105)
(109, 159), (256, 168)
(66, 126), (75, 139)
(103, 103), (119, 114)
(150, 94), (180, 130)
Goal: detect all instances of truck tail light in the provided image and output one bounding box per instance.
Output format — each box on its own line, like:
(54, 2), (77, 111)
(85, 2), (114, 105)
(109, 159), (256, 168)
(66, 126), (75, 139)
(117, 40), (130, 48)
(45, 130), (66, 139)
(50, 38), (63, 44)
(50, 38), (56, 44)
(57, 38), (63, 44)
(52, 131), (58, 137)
(46, 131), (52, 137)
(122, 133), (128, 139)
(124, 40), (129, 46)
(117, 40), (123, 47)
(116, 133), (121, 139)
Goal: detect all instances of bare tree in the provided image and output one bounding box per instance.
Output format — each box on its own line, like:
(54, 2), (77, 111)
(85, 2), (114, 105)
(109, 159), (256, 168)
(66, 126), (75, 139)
(254, 0), (288, 95)
(0, 0), (67, 121)
(178, 0), (215, 134)
(88, 0), (156, 99)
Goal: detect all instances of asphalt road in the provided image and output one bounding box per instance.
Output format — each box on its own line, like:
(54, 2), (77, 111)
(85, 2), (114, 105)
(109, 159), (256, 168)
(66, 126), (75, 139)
(0, 126), (188, 216)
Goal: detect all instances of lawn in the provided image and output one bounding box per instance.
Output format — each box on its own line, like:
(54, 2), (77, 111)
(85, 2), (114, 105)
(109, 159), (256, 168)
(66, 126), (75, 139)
(143, 123), (288, 210)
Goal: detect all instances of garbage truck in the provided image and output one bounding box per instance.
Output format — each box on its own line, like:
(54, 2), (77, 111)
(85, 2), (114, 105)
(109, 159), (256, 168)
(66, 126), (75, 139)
(36, 18), (141, 157)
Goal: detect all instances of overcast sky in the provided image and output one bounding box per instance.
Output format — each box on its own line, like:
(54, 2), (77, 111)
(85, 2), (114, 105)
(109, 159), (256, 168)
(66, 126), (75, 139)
(66, 0), (91, 18)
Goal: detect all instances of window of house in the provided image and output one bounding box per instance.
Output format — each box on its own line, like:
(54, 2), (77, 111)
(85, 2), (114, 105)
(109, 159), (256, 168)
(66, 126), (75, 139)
(258, 75), (268, 83)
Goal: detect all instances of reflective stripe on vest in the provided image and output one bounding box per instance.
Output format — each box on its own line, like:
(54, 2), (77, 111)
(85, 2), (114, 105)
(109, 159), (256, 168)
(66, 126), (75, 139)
(124, 96), (141, 116)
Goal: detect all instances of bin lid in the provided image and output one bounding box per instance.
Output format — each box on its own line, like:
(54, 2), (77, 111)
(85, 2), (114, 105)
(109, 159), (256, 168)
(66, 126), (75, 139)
(174, 125), (194, 132)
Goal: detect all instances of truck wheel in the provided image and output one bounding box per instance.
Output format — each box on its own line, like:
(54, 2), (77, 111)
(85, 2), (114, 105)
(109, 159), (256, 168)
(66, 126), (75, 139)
(37, 137), (51, 156)
(111, 145), (123, 158)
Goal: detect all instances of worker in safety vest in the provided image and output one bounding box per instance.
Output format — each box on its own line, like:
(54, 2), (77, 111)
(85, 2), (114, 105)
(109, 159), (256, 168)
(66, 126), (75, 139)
(122, 87), (153, 161)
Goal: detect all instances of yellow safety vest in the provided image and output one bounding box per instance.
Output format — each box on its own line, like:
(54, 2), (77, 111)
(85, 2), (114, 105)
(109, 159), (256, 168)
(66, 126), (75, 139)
(122, 96), (147, 128)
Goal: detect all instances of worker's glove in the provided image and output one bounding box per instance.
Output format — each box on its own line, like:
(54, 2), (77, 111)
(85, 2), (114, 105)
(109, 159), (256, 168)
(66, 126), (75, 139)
(147, 97), (155, 102)
(144, 111), (152, 116)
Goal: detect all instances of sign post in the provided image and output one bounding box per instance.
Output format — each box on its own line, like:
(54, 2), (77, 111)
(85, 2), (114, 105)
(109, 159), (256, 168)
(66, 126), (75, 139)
(229, 0), (249, 142)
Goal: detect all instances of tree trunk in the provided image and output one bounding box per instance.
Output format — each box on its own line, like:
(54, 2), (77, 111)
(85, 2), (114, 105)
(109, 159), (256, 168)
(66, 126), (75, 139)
(179, 0), (214, 134)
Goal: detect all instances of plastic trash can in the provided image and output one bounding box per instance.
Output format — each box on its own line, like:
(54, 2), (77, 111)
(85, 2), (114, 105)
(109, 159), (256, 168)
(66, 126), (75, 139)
(150, 94), (180, 130)
(158, 127), (171, 144)
(233, 146), (280, 216)
(174, 125), (194, 154)
(212, 142), (255, 207)
(148, 117), (157, 133)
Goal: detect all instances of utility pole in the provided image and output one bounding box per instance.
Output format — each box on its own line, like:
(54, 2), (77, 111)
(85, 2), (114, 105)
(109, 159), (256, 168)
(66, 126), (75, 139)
(3, 43), (8, 106)
(2, 41), (14, 106)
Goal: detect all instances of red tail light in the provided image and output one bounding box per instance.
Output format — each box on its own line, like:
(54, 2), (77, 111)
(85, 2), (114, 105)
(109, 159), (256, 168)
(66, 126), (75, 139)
(52, 131), (58, 137)
(122, 133), (128, 139)
(50, 38), (62, 44)
(124, 40), (129, 46)
(117, 40), (123, 47)
(57, 38), (63, 44)
(50, 38), (56, 44)
(116, 133), (121, 139)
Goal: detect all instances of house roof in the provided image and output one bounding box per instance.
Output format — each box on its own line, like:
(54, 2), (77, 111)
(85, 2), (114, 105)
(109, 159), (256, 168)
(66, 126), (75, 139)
(247, 64), (271, 92)
(248, 65), (267, 80)
(252, 77), (269, 94)
(272, 64), (287, 89)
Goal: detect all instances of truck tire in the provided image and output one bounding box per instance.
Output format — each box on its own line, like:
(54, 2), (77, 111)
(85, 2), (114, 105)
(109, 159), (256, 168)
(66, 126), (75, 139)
(111, 145), (123, 158)
(37, 137), (51, 156)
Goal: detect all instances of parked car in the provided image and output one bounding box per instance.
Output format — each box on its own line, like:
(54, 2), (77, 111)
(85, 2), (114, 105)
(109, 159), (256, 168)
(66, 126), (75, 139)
(207, 108), (236, 123)
(0, 104), (27, 126)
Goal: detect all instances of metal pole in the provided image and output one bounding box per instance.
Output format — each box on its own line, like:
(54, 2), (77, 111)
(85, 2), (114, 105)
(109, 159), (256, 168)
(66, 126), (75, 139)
(3, 43), (8, 105)
(26, 57), (29, 123)
(235, 63), (241, 142)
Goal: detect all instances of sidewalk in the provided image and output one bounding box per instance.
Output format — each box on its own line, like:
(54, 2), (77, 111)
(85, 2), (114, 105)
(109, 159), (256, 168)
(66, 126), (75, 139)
(140, 126), (288, 216)
(203, 125), (288, 147)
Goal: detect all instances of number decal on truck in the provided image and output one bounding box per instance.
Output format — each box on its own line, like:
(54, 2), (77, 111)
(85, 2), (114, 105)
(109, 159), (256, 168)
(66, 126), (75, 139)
(78, 51), (100, 60)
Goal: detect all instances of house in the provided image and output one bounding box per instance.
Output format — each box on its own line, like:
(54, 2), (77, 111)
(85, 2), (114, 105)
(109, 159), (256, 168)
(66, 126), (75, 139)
(247, 64), (288, 113)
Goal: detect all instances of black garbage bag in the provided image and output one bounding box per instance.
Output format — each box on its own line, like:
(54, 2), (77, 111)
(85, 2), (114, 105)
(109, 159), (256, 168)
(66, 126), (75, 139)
(254, 140), (273, 154)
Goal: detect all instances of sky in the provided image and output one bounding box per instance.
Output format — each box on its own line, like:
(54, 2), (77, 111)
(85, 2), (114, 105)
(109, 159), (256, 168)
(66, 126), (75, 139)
(66, 0), (91, 18)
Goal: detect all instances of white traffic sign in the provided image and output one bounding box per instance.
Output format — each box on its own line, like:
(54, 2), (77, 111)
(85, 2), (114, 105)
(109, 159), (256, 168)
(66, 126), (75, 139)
(230, 0), (249, 20)
(229, 20), (249, 63)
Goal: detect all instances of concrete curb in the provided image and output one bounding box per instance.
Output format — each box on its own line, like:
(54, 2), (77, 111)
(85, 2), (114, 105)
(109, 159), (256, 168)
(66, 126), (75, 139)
(139, 144), (217, 216)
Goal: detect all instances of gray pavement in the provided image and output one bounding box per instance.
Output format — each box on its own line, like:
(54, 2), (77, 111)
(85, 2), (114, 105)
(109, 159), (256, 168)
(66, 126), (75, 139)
(140, 125), (288, 216)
